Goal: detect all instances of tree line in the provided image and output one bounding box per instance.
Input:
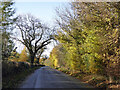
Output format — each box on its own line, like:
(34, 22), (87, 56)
(45, 1), (120, 84)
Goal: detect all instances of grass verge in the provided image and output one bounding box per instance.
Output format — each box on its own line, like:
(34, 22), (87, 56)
(2, 66), (42, 88)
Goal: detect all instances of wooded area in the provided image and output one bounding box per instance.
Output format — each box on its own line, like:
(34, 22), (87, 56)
(0, 0), (120, 89)
(45, 1), (120, 88)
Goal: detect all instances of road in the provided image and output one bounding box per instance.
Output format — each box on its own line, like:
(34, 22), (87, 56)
(19, 66), (93, 88)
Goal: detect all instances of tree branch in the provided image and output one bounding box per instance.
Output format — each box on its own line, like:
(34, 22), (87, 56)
(35, 29), (44, 50)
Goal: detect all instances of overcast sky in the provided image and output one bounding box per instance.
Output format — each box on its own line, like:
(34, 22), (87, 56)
(14, 0), (69, 56)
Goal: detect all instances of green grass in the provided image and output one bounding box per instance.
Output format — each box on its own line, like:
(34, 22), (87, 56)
(2, 66), (41, 88)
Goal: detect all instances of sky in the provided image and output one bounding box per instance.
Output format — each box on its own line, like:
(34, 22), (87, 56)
(14, 0), (69, 56)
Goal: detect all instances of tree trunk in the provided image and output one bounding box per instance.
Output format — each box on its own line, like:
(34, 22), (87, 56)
(36, 51), (42, 64)
(30, 54), (35, 66)
(36, 57), (40, 64)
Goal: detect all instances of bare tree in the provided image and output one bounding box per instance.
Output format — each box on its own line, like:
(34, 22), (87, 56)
(13, 14), (54, 65)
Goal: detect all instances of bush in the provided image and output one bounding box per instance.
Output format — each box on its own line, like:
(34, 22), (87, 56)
(2, 61), (31, 77)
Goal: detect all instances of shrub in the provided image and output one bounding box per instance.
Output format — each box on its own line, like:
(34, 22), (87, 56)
(2, 61), (30, 78)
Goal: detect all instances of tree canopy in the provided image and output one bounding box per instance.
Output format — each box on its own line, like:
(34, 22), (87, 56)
(13, 14), (54, 65)
(45, 2), (120, 83)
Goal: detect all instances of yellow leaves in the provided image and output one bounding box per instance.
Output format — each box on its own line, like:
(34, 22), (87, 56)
(105, 18), (111, 22)
(52, 2), (120, 75)
(18, 46), (28, 62)
(54, 59), (58, 68)
(94, 53), (98, 57)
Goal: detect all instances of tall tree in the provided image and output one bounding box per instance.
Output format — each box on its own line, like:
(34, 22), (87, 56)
(55, 1), (120, 83)
(0, 0), (16, 60)
(55, 4), (85, 72)
(13, 14), (54, 65)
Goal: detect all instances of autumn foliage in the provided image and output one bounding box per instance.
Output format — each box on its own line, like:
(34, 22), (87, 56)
(45, 2), (120, 88)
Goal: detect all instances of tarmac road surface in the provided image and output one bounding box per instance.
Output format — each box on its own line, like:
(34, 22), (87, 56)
(19, 66), (93, 89)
